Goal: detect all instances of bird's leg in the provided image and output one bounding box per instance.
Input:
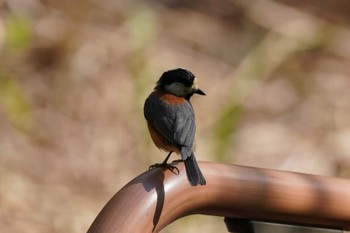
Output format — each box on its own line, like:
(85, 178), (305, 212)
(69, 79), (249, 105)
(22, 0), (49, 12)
(149, 152), (179, 175)
(162, 151), (173, 164)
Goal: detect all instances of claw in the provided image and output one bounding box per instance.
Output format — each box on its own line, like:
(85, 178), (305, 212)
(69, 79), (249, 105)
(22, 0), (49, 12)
(149, 163), (161, 170)
(171, 159), (183, 164)
(149, 162), (179, 175)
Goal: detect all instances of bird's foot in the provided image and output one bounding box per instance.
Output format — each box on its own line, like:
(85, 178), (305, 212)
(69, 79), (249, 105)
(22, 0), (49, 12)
(171, 159), (183, 164)
(149, 162), (180, 175)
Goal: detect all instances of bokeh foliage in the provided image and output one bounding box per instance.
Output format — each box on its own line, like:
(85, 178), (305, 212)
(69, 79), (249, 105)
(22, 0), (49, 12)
(1, 1), (350, 233)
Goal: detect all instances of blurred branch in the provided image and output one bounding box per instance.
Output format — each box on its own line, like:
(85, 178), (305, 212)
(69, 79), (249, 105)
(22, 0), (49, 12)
(238, 0), (350, 60)
(88, 162), (350, 233)
(228, 0), (335, 104)
(213, 0), (347, 161)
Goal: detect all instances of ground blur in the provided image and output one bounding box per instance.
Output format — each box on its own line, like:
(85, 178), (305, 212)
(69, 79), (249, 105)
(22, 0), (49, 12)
(1, 0), (350, 232)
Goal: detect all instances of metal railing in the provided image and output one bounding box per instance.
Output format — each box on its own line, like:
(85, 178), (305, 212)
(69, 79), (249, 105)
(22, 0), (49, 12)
(87, 162), (350, 232)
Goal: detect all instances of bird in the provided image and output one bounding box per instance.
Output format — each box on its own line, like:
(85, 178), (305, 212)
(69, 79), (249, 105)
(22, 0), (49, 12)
(144, 68), (207, 186)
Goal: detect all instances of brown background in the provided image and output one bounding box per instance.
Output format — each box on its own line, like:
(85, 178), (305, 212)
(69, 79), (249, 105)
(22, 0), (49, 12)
(1, 0), (350, 232)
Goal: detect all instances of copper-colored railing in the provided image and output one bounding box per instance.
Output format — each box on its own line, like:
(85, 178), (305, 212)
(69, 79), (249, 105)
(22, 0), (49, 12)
(87, 162), (350, 232)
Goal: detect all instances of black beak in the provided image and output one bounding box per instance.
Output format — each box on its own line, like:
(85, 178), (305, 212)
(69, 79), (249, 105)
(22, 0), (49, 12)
(194, 88), (206, 95)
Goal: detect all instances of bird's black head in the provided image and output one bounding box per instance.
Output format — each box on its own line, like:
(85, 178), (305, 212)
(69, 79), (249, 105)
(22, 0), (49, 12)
(155, 68), (205, 99)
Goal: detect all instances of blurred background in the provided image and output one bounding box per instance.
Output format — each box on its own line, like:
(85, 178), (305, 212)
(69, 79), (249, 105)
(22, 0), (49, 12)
(1, 0), (350, 232)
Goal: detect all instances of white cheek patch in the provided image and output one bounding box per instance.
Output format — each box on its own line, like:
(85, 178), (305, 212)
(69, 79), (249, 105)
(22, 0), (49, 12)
(192, 78), (199, 90)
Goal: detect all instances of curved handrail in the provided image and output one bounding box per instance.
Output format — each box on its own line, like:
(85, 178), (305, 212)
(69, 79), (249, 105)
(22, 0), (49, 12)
(87, 162), (350, 232)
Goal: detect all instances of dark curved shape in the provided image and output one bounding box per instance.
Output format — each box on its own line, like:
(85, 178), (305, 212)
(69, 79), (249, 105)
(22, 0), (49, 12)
(87, 162), (350, 233)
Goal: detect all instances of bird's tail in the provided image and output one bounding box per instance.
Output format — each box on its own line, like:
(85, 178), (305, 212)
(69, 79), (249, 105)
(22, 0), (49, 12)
(184, 152), (206, 186)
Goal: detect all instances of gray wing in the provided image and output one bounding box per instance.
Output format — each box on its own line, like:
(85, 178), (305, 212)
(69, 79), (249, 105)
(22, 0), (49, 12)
(144, 93), (195, 159)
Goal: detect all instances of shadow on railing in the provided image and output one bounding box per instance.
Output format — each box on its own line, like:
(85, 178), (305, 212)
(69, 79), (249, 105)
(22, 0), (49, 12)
(87, 162), (350, 233)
